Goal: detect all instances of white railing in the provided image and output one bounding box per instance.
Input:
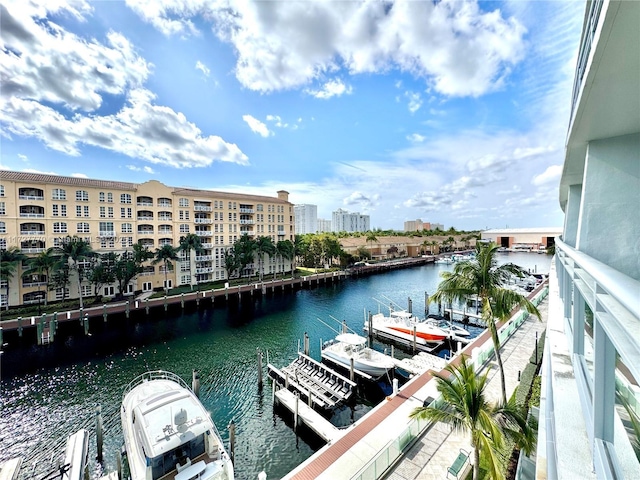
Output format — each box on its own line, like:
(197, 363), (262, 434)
(139, 271), (155, 276)
(157, 202), (172, 208)
(240, 219), (254, 224)
(195, 218), (212, 224)
(137, 231), (154, 236)
(20, 230), (45, 235)
(158, 229), (172, 234)
(19, 195), (44, 200)
(195, 255), (213, 262)
(195, 231), (212, 237)
(201, 243), (213, 248)
(22, 282), (47, 288)
(19, 213), (45, 218)
(196, 267), (214, 274)
(240, 208), (254, 213)
(99, 231), (116, 237)
(137, 216), (154, 221)
(21, 248), (45, 253)
(137, 201), (153, 207)
(194, 205), (212, 212)
(158, 216), (172, 221)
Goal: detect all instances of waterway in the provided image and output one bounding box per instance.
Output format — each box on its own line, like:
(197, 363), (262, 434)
(0, 252), (551, 480)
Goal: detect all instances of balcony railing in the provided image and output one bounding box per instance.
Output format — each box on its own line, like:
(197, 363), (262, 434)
(137, 201), (153, 207)
(240, 208), (254, 213)
(19, 213), (45, 218)
(137, 216), (154, 221)
(240, 219), (254, 225)
(195, 255), (213, 262)
(98, 231), (116, 237)
(19, 195), (44, 200)
(570, 0), (604, 120)
(194, 205), (212, 212)
(194, 231), (212, 237)
(195, 218), (212, 224)
(196, 267), (214, 274)
(21, 248), (45, 254)
(137, 231), (154, 236)
(201, 243), (213, 249)
(22, 282), (47, 288)
(20, 230), (45, 235)
(158, 202), (172, 208)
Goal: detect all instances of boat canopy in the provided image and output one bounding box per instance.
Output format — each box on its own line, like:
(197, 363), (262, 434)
(335, 333), (367, 345)
(390, 311), (413, 319)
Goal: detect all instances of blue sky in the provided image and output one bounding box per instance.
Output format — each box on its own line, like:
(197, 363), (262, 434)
(1, 0), (584, 231)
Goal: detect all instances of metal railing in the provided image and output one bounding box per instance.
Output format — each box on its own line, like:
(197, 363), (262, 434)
(19, 213), (45, 218)
(19, 195), (44, 200)
(194, 205), (212, 212)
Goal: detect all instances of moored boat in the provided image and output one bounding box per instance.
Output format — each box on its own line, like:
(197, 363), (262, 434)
(321, 333), (395, 378)
(367, 310), (449, 345)
(121, 370), (234, 480)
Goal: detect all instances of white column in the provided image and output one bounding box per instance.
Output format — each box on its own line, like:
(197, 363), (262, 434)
(593, 316), (616, 444)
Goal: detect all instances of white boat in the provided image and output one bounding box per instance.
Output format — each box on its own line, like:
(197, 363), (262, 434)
(321, 333), (395, 378)
(366, 310), (449, 345)
(426, 318), (470, 338)
(121, 371), (234, 480)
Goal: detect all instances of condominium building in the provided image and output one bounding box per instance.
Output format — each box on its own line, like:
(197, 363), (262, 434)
(331, 208), (370, 233)
(538, 1), (639, 479)
(293, 204), (318, 234)
(0, 171), (294, 307)
(403, 219), (423, 232)
(316, 218), (332, 233)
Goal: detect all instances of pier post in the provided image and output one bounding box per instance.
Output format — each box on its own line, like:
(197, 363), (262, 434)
(457, 341), (462, 354)
(164, 295), (167, 311)
(308, 388), (313, 408)
(228, 420), (236, 464)
(272, 378), (276, 403)
(53, 311), (58, 332)
(303, 333), (309, 356)
(96, 405), (104, 462)
(342, 320), (347, 334)
(350, 357), (355, 382)
(393, 378), (399, 396)
(17, 317), (23, 337)
(145, 298), (149, 314)
(181, 293), (184, 309)
(294, 394), (299, 431)
(103, 304), (107, 322)
(257, 348), (263, 388)
(211, 290), (215, 306)
(83, 313), (89, 336)
(116, 451), (122, 480)
(196, 296), (200, 307)
(391, 345), (395, 358)
(0, 327), (2, 349)
(413, 324), (417, 353)
(37, 314), (45, 345)
(408, 297), (412, 314)
(192, 369), (200, 397)
(425, 292), (429, 316)
(125, 300), (130, 319)
(285, 372), (289, 389)
(79, 307), (84, 323)
(49, 316), (56, 342)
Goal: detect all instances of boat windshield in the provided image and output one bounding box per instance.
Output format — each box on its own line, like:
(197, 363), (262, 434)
(150, 434), (206, 480)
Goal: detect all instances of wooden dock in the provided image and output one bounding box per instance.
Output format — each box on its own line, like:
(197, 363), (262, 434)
(268, 353), (356, 410)
(274, 389), (345, 443)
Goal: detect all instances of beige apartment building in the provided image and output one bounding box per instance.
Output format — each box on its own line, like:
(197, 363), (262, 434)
(0, 171), (294, 307)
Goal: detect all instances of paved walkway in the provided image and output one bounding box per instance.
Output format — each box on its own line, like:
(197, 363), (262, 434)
(384, 297), (549, 480)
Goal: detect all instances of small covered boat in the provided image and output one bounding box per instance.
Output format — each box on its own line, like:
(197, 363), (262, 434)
(322, 333), (395, 378)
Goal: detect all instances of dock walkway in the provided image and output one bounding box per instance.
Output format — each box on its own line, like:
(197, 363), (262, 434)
(283, 284), (548, 480)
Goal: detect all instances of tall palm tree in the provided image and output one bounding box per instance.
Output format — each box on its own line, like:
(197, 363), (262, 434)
(56, 236), (94, 309)
(410, 355), (536, 480)
(276, 240), (294, 278)
(430, 242), (541, 404)
(152, 244), (178, 294)
(254, 236), (276, 281)
(366, 231), (378, 258)
(22, 248), (58, 307)
(179, 233), (203, 289)
(1, 247), (27, 310)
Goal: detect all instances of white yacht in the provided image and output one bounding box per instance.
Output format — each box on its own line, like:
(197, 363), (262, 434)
(321, 333), (395, 378)
(121, 371), (234, 480)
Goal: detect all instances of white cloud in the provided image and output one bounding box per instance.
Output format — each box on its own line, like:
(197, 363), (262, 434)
(306, 79), (353, 99)
(71, 173), (88, 178)
(532, 165), (562, 186)
(0, 1), (248, 169)
(195, 60), (210, 77)
(18, 154), (28, 162)
(127, 164), (155, 174)
(406, 133), (425, 143)
(405, 91), (422, 113)
(125, 0), (526, 97)
(22, 168), (58, 175)
(242, 115), (272, 137)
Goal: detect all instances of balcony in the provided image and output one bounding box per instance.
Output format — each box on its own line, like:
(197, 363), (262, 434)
(196, 267), (214, 274)
(195, 218), (212, 224)
(240, 208), (254, 214)
(194, 231), (212, 237)
(19, 205), (45, 218)
(137, 231), (154, 236)
(137, 216), (154, 221)
(158, 229), (173, 235)
(20, 230), (45, 235)
(157, 199), (172, 208)
(194, 205), (212, 212)
(195, 255), (213, 262)
(21, 248), (45, 254)
(201, 243), (213, 249)
(98, 231), (116, 237)
(240, 219), (254, 225)
(22, 281), (47, 288)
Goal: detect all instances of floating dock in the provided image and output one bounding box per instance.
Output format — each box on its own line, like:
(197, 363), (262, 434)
(273, 389), (345, 443)
(268, 353), (356, 410)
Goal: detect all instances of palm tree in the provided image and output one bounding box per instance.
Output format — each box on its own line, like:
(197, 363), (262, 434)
(254, 236), (276, 281)
(421, 240), (430, 255)
(430, 242), (541, 404)
(1, 247), (27, 310)
(153, 244), (178, 294)
(410, 355), (536, 480)
(56, 236), (94, 309)
(22, 248), (58, 307)
(366, 231), (378, 258)
(179, 233), (203, 289)
(276, 240), (294, 278)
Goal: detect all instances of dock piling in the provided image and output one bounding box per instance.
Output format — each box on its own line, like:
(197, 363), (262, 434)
(303, 333), (309, 356)
(192, 369), (200, 397)
(257, 348), (263, 388)
(294, 394), (299, 431)
(125, 300), (130, 318)
(408, 297), (412, 314)
(83, 314), (89, 336)
(350, 357), (355, 382)
(413, 324), (417, 353)
(145, 298), (149, 314)
(228, 420), (236, 464)
(181, 293), (184, 309)
(96, 405), (104, 462)
(425, 292), (429, 316)
(17, 317), (23, 337)
(164, 295), (167, 311)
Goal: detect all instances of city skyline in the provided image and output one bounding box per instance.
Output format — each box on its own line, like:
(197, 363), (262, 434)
(0, 0), (583, 230)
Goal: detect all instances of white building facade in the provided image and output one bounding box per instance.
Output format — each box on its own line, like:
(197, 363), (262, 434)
(294, 204), (318, 234)
(316, 218), (332, 233)
(331, 208), (370, 233)
(537, 1), (640, 479)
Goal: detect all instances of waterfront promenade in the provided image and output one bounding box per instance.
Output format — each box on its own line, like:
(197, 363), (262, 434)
(284, 285), (548, 480)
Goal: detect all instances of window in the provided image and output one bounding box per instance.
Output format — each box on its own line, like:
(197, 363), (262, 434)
(0, 202), (5, 215)
(52, 205), (59, 216)
(179, 198), (189, 207)
(53, 222), (67, 233)
(99, 221), (114, 233)
(100, 237), (115, 248)
(0, 221), (5, 233)
(121, 236), (133, 248)
(99, 192), (105, 202)
(100, 206), (106, 218)
(180, 275), (190, 285)
(121, 207), (132, 218)
(121, 223), (133, 233)
(180, 224), (190, 233)
(103, 286), (115, 297)
(80, 285), (92, 296)
(121, 193), (131, 204)
(0, 185), (4, 196)
(142, 282), (152, 292)
(76, 190), (89, 201)
(228, 212), (233, 221)
(55, 288), (69, 300)
(108, 207), (114, 218)
(83, 206), (89, 217)
(52, 188), (66, 200)
(77, 222), (90, 233)
(179, 210), (190, 220)
(107, 193), (113, 203)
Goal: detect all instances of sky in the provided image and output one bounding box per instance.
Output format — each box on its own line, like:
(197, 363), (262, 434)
(0, 0), (585, 231)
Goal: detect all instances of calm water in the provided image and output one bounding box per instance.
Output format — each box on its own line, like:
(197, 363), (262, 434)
(0, 252), (551, 480)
